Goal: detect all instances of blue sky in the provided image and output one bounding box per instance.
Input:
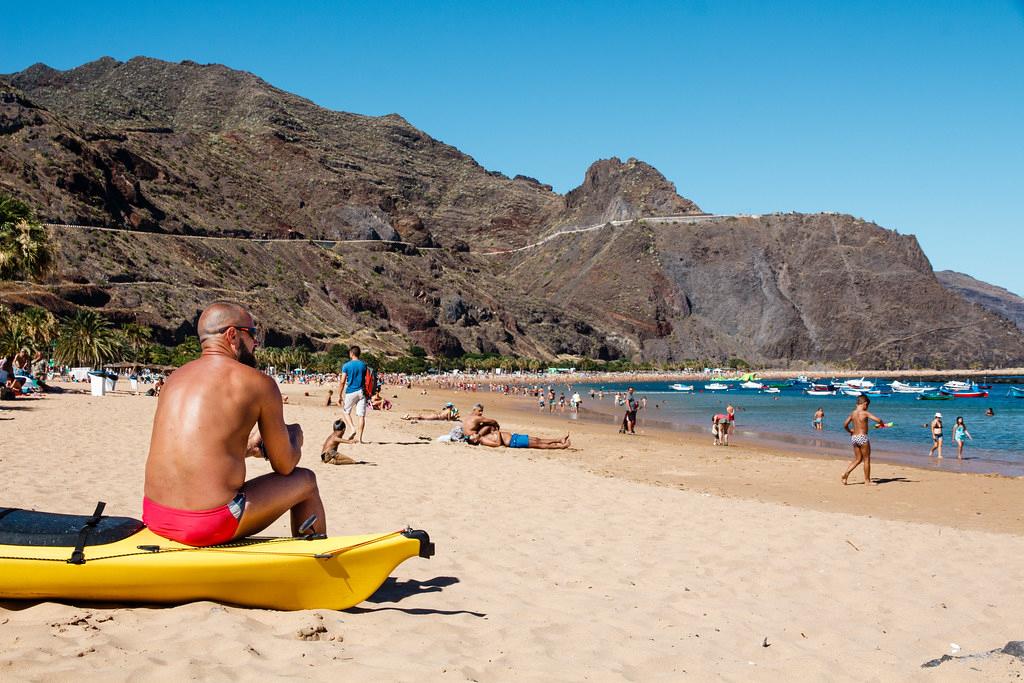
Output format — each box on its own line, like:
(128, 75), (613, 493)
(3, 1), (1022, 294)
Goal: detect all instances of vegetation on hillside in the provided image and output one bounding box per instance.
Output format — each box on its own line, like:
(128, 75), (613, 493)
(0, 193), (52, 281)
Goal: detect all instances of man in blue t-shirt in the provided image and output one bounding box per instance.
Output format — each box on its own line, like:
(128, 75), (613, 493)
(339, 346), (369, 444)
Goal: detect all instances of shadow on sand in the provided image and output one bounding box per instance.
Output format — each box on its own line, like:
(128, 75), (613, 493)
(873, 477), (916, 485)
(344, 576), (486, 617)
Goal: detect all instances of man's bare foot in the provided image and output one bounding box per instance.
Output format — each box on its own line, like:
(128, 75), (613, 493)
(865, 480), (877, 486)
(841, 473), (849, 485)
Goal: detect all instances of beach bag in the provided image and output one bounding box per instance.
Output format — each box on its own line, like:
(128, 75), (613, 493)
(363, 367), (377, 396)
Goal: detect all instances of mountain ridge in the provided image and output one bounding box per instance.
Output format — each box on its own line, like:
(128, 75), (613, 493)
(2, 57), (1022, 367)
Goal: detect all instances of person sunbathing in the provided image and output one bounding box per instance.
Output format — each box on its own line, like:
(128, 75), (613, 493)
(143, 301), (326, 546)
(467, 430), (571, 450)
(402, 402), (459, 421)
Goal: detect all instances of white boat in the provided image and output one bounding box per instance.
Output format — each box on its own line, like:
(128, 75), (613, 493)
(841, 378), (874, 391)
(795, 375), (810, 384)
(761, 387), (781, 394)
(805, 389), (836, 396)
(740, 381), (765, 390)
(704, 383), (729, 391)
(889, 380), (930, 394)
(940, 380), (974, 393)
(669, 383), (694, 392)
(840, 387), (866, 396)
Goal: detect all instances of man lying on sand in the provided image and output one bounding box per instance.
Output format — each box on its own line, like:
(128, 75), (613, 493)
(467, 431), (571, 450)
(402, 402), (459, 421)
(143, 301), (326, 546)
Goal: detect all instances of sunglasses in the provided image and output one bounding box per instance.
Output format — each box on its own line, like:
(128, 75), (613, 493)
(214, 325), (261, 342)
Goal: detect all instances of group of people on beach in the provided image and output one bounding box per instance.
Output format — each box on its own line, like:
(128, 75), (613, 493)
(140, 301), (572, 548)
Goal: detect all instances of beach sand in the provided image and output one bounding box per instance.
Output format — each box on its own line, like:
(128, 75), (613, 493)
(1, 384), (1022, 681)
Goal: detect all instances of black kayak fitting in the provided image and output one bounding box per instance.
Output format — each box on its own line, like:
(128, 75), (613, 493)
(402, 528), (435, 559)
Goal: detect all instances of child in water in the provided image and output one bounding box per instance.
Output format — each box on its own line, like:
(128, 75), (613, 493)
(841, 395), (887, 485)
(952, 416), (972, 460)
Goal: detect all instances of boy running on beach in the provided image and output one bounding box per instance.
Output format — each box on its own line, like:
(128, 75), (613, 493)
(841, 395), (886, 485)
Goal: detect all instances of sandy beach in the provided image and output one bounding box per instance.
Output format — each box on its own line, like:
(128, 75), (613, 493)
(1, 384), (1023, 680)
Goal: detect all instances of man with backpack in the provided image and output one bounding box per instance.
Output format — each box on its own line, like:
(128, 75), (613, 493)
(339, 345), (373, 444)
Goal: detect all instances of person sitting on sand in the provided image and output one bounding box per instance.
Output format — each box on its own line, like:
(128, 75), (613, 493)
(841, 394), (887, 485)
(369, 390), (392, 411)
(143, 301), (326, 546)
(467, 430), (571, 450)
(324, 389), (333, 407)
(462, 403), (501, 440)
(402, 402), (459, 421)
(319, 419), (357, 465)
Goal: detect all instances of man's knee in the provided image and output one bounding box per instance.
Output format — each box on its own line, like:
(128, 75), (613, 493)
(290, 467), (319, 495)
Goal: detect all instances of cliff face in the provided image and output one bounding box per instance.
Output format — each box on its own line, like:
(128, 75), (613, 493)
(508, 214), (1024, 367)
(2, 57), (1023, 367)
(935, 271), (1024, 333)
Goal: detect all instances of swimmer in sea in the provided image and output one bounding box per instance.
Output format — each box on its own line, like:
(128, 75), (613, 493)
(841, 395), (886, 486)
(813, 407), (824, 431)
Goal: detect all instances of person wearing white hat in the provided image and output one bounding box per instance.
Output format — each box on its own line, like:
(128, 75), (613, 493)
(928, 412), (944, 459)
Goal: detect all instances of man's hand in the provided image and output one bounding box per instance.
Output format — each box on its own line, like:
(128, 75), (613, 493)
(245, 427), (264, 458)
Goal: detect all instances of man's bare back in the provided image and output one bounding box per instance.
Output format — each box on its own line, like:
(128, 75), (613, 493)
(143, 302), (324, 545)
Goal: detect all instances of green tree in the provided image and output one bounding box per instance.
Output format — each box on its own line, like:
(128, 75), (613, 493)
(0, 319), (31, 356)
(0, 193), (52, 281)
(116, 323), (153, 362)
(171, 337), (202, 367)
(54, 310), (120, 367)
(18, 306), (58, 352)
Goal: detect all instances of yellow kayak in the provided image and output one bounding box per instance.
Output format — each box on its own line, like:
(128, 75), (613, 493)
(0, 504), (434, 611)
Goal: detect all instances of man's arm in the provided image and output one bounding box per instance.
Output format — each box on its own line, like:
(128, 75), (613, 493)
(867, 411), (884, 426)
(256, 375), (302, 475)
(843, 414), (854, 434)
(339, 370), (348, 397)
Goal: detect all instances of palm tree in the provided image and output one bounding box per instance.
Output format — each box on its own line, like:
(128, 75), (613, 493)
(17, 306), (57, 352)
(54, 310), (120, 368)
(0, 320), (31, 357)
(0, 193), (52, 281)
(118, 323), (153, 361)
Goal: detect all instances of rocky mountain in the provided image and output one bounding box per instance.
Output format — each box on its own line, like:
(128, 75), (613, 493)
(2, 56), (1022, 367)
(936, 271), (1024, 332)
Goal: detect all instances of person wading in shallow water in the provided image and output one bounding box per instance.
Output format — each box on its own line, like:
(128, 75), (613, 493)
(143, 301), (325, 546)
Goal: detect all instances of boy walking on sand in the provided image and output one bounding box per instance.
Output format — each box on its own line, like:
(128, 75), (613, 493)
(842, 395), (886, 485)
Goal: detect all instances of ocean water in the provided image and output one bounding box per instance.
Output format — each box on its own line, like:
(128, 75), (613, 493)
(532, 378), (1024, 476)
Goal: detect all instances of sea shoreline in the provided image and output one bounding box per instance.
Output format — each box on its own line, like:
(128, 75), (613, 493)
(435, 382), (1024, 478)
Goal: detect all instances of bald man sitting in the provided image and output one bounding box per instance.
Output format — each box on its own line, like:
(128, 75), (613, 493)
(143, 301), (326, 546)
